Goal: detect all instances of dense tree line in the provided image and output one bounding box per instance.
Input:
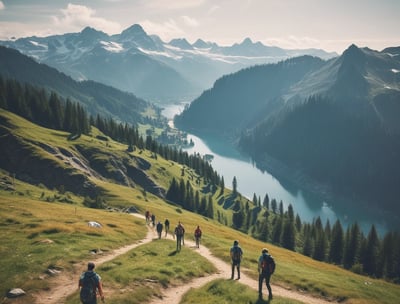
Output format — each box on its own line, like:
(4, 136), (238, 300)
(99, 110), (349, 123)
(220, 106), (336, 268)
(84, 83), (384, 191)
(239, 95), (400, 212)
(234, 189), (400, 283)
(0, 76), (90, 134)
(165, 177), (215, 218)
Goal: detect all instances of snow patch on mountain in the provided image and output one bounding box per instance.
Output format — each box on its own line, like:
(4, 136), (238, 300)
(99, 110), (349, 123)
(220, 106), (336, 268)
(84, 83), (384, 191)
(100, 41), (124, 53)
(29, 40), (47, 49)
(138, 47), (182, 59)
(391, 68), (400, 73)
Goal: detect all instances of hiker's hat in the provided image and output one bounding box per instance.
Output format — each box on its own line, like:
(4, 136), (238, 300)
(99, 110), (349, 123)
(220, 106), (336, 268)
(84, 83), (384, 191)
(262, 248), (268, 253)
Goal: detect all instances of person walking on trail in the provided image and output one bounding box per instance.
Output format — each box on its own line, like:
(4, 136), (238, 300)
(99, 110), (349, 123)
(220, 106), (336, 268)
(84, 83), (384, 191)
(79, 262), (105, 304)
(164, 218), (170, 237)
(151, 214), (156, 227)
(258, 248), (276, 300)
(230, 240), (243, 280)
(194, 225), (202, 248)
(145, 210), (150, 224)
(174, 221), (185, 251)
(156, 221), (163, 239)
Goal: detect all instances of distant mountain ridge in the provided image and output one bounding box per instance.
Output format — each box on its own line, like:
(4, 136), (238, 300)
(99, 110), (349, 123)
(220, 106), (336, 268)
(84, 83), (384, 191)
(175, 44), (400, 213)
(0, 45), (159, 125)
(0, 24), (337, 103)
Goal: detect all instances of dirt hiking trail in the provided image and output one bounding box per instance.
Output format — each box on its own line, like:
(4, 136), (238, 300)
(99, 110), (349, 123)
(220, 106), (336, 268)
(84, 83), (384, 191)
(33, 214), (333, 304)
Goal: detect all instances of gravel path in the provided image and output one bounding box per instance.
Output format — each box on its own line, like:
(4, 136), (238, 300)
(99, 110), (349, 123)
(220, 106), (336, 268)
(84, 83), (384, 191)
(32, 214), (333, 304)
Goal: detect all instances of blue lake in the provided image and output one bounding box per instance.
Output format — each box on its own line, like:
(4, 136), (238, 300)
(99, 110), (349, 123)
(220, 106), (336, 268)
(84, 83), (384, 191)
(163, 104), (397, 235)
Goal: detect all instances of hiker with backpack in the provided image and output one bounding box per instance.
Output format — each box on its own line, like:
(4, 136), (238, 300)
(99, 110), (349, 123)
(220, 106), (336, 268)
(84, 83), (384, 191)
(78, 262), (104, 304)
(174, 221), (185, 251)
(156, 221), (163, 239)
(258, 248), (276, 300)
(194, 225), (202, 248)
(164, 218), (170, 237)
(230, 240), (243, 280)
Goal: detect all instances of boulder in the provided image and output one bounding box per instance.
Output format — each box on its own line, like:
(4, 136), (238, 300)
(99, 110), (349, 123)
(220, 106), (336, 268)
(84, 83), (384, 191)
(7, 288), (26, 298)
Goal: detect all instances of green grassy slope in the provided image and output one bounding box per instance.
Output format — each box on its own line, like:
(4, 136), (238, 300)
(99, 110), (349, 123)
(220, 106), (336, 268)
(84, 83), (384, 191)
(1, 109), (399, 304)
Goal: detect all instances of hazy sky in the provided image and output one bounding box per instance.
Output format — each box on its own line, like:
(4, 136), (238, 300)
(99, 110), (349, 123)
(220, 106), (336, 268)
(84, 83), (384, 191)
(0, 0), (399, 54)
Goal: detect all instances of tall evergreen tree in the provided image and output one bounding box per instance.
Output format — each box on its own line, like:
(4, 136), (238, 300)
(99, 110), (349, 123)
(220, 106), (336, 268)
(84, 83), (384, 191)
(232, 176), (237, 194)
(343, 223), (361, 269)
(363, 225), (380, 276)
(329, 219), (344, 264)
(207, 195), (214, 219)
(281, 219), (296, 250)
(263, 193), (270, 209)
(271, 217), (283, 245)
(271, 199), (277, 213)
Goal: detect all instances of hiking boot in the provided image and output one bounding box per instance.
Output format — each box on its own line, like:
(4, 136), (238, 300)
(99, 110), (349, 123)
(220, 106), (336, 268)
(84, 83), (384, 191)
(268, 294), (273, 300)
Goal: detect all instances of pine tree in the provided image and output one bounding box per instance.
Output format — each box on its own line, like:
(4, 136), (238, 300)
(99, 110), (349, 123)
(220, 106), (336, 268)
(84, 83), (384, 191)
(271, 217), (283, 245)
(219, 176), (225, 195)
(287, 204), (294, 222)
(329, 219), (344, 264)
(166, 178), (179, 203)
(281, 219), (296, 250)
(363, 225), (380, 276)
(271, 199), (277, 213)
(295, 214), (302, 232)
(232, 176), (237, 194)
(263, 193), (269, 209)
(279, 201), (284, 215)
(343, 223), (361, 269)
(207, 195), (214, 219)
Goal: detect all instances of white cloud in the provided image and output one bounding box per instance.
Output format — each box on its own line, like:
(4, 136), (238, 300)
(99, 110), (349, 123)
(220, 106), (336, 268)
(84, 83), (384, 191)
(51, 4), (122, 34)
(181, 15), (199, 27)
(140, 19), (185, 42)
(145, 0), (206, 10)
(207, 5), (219, 15)
(0, 1), (4, 10)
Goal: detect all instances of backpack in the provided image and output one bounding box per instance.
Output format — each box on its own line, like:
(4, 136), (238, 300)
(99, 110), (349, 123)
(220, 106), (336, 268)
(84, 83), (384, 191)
(261, 253), (276, 274)
(232, 246), (242, 262)
(195, 228), (202, 238)
(80, 272), (97, 304)
(176, 224), (184, 236)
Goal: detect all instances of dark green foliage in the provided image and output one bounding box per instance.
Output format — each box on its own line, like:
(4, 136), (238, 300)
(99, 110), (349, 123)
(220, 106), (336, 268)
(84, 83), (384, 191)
(0, 76), (90, 134)
(0, 46), (153, 125)
(240, 95), (400, 213)
(83, 196), (106, 209)
(329, 220), (344, 264)
(232, 176), (237, 194)
(343, 223), (362, 269)
(362, 225), (380, 276)
(175, 56), (324, 134)
(281, 219), (296, 250)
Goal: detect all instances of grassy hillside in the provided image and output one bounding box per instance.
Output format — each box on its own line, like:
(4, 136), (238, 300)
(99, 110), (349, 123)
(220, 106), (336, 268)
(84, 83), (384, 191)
(1, 110), (400, 303)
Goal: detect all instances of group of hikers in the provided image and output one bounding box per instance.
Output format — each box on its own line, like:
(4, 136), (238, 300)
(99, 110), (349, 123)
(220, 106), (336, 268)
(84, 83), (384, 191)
(230, 240), (276, 300)
(145, 210), (203, 251)
(78, 217), (275, 303)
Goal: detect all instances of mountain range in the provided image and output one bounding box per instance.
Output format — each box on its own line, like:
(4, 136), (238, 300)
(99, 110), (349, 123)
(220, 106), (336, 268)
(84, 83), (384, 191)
(175, 44), (400, 212)
(0, 24), (337, 103)
(0, 45), (161, 126)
